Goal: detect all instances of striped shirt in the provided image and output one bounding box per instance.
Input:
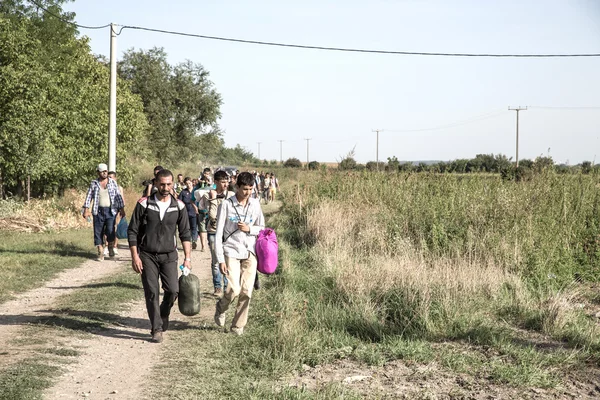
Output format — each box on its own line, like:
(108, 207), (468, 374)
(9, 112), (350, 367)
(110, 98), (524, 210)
(82, 178), (124, 216)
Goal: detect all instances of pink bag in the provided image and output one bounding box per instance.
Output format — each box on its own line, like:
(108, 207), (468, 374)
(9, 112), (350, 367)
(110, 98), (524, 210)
(256, 228), (278, 275)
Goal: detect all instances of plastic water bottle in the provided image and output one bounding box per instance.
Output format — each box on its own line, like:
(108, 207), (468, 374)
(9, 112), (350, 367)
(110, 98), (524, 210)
(179, 264), (190, 276)
(86, 216), (92, 223)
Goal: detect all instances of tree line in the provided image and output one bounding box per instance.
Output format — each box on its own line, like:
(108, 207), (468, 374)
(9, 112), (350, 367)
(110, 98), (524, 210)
(0, 0), (257, 200)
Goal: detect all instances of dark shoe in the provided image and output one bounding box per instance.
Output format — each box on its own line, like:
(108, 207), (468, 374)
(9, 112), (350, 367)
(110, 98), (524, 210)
(192, 241), (197, 250)
(254, 275), (261, 290)
(161, 316), (169, 332)
(151, 331), (163, 343)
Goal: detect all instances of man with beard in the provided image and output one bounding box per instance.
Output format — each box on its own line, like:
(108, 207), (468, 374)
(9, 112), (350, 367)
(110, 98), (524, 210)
(128, 169), (192, 343)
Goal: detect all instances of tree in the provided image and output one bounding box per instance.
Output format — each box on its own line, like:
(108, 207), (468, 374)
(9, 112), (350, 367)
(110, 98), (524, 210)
(580, 161), (593, 174)
(338, 157), (357, 170)
(308, 161), (320, 170)
(284, 158), (302, 168)
(119, 48), (222, 164)
(0, 0), (148, 196)
(386, 156), (400, 172)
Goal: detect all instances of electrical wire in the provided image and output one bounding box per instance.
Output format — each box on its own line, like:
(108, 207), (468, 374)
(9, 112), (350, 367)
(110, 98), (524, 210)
(384, 109), (506, 133)
(119, 25), (600, 58)
(528, 106), (600, 110)
(26, 1), (600, 58)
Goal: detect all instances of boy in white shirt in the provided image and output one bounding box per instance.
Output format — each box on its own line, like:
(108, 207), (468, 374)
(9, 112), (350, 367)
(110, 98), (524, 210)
(214, 172), (265, 335)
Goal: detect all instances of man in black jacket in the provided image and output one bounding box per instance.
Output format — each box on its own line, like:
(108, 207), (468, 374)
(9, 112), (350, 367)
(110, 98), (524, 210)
(128, 169), (192, 343)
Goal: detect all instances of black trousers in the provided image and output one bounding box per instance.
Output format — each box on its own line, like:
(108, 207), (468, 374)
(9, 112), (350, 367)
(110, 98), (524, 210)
(140, 250), (179, 334)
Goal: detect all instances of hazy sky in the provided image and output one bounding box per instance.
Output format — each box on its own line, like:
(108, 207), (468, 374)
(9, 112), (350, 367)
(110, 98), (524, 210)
(64, 0), (600, 164)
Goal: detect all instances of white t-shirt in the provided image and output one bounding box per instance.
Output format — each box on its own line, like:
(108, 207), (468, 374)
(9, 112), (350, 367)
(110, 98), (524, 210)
(155, 195), (170, 220)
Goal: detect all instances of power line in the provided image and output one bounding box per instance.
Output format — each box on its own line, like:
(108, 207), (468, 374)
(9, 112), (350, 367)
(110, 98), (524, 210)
(384, 110), (506, 133)
(26, 1), (600, 58)
(118, 25), (600, 58)
(28, 0), (111, 30)
(528, 106), (600, 110)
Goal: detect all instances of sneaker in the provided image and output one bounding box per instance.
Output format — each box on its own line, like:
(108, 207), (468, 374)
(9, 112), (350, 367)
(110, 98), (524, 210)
(161, 316), (169, 332)
(151, 331), (163, 343)
(96, 255), (104, 262)
(103, 248), (109, 257)
(108, 246), (115, 258)
(113, 248), (119, 256)
(230, 327), (244, 336)
(214, 306), (226, 327)
(213, 288), (223, 297)
(192, 242), (197, 250)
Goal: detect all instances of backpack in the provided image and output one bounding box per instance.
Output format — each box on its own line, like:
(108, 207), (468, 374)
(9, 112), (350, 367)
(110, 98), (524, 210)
(256, 228), (278, 275)
(207, 190), (232, 232)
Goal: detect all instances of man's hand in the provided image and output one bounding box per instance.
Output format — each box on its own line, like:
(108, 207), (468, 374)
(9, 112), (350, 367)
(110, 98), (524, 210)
(119, 208), (126, 218)
(132, 254), (143, 274)
(82, 208), (90, 219)
(219, 262), (228, 275)
(183, 259), (192, 270)
(238, 222), (250, 233)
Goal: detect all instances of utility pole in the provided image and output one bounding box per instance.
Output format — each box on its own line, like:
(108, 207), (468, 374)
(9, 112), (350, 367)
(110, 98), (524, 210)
(108, 23), (117, 172)
(372, 129), (383, 171)
(508, 106), (527, 168)
(304, 138), (311, 168)
(257, 142), (262, 160)
(278, 140), (284, 164)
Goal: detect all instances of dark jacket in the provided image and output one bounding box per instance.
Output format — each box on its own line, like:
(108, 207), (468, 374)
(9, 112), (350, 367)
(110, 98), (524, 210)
(127, 194), (191, 254)
(178, 188), (196, 217)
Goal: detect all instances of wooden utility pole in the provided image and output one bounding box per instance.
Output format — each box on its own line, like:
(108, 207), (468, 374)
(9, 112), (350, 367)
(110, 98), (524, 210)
(257, 142), (262, 160)
(372, 129), (383, 170)
(508, 107), (527, 168)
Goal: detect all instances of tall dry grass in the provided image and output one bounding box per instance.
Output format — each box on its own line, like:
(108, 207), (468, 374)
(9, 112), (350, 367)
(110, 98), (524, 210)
(279, 171), (600, 347)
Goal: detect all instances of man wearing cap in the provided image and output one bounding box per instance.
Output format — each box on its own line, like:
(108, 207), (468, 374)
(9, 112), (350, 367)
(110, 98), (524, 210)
(82, 163), (126, 261)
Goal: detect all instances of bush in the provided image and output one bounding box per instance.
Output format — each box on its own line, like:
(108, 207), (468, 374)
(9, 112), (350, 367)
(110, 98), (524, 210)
(338, 157), (357, 170)
(283, 158), (302, 168)
(308, 161), (320, 170)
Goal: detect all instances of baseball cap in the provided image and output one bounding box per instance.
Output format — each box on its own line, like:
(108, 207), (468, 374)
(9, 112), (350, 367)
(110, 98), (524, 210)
(97, 163), (108, 172)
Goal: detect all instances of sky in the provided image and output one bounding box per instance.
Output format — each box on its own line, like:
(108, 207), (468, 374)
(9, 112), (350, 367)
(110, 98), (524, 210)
(63, 0), (600, 164)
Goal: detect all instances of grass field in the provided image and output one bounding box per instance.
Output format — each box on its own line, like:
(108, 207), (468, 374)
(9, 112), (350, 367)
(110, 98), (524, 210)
(0, 229), (95, 304)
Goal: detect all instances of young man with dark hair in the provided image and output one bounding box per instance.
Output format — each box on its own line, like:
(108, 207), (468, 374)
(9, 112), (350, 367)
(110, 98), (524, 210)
(143, 165), (164, 197)
(82, 163), (126, 261)
(128, 169), (192, 343)
(214, 172), (265, 335)
(199, 170), (235, 296)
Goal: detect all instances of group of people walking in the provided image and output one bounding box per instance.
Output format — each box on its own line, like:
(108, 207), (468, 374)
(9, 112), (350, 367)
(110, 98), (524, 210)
(82, 164), (268, 343)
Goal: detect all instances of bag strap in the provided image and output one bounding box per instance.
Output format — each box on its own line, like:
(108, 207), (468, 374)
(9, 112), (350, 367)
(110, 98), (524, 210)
(223, 197), (240, 243)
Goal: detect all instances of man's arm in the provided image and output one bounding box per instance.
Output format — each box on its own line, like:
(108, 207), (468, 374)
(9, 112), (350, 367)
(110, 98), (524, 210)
(127, 201), (145, 273)
(81, 182), (95, 217)
(177, 202), (192, 270)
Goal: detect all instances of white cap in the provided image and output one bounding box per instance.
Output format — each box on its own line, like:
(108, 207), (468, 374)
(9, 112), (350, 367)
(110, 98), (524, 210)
(97, 163), (108, 172)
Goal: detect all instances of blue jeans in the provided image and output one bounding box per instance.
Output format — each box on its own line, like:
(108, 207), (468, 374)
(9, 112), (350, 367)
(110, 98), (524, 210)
(189, 214), (198, 243)
(93, 207), (116, 246)
(208, 234), (228, 290)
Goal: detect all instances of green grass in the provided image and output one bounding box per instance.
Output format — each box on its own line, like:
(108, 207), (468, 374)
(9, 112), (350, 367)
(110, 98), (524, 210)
(0, 359), (61, 400)
(0, 271), (144, 398)
(144, 172), (600, 397)
(0, 228), (94, 303)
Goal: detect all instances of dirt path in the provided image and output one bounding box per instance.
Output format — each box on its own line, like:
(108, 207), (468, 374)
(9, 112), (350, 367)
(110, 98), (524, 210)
(43, 245), (214, 400)
(0, 251), (126, 361)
